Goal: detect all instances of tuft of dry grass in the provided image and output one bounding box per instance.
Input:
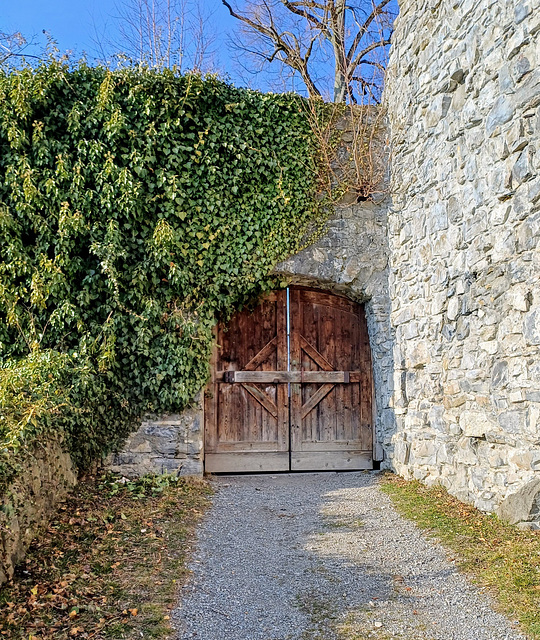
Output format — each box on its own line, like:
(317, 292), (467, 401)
(0, 472), (212, 639)
(380, 473), (540, 639)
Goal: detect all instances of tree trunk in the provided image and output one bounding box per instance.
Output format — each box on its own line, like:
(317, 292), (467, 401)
(333, 67), (347, 102)
(331, 0), (347, 102)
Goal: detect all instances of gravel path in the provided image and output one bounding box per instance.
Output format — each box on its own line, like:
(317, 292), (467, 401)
(174, 472), (526, 640)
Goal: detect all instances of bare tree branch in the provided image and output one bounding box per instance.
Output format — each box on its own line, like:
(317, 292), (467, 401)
(349, 37), (391, 71)
(221, 0), (395, 103)
(346, 0), (392, 65)
(0, 31), (42, 66)
(222, 0), (323, 97)
(280, 1), (329, 34)
(95, 0), (217, 71)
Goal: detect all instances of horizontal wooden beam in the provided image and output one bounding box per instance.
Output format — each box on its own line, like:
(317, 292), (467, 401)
(205, 452), (289, 473)
(218, 370), (354, 383)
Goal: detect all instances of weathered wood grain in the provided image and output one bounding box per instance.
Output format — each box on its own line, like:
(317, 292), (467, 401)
(205, 286), (374, 472)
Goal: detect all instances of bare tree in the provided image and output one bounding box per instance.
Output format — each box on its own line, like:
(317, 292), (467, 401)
(221, 0), (395, 103)
(0, 31), (41, 66)
(98, 0), (217, 71)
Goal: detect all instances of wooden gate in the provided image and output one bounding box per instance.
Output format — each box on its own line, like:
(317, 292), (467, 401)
(204, 287), (373, 473)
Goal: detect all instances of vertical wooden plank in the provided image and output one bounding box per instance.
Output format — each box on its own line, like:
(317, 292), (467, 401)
(309, 301), (317, 443)
(338, 309), (348, 441)
(251, 303), (263, 444)
(303, 295), (315, 443)
(322, 302), (337, 445)
(204, 327), (219, 454)
(344, 309), (356, 442)
(289, 287), (302, 454)
(363, 305), (374, 450)
(334, 309), (345, 443)
(276, 289), (289, 451)
(313, 303), (323, 442)
(237, 309), (247, 443)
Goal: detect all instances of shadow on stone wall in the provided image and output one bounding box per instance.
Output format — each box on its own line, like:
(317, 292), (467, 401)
(0, 437), (77, 585)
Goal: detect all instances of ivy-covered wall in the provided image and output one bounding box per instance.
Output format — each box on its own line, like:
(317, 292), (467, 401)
(0, 61), (324, 488)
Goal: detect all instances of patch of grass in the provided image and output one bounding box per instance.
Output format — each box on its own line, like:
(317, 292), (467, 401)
(297, 591), (341, 640)
(298, 597), (410, 640)
(380, 473), (540, 639)
(337, 611), (411, 640)
(0, 472), (212, 639)
(321, 516), (365, 530)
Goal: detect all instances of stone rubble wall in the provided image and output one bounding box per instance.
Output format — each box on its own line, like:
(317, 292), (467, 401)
(107, 395), (204, 478)
(385, 0), (540, 526)
(0, 437), (77, 584)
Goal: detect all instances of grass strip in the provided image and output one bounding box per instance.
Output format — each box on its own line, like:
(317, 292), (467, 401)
(380, 473), (540, 639)
(0, 472), (212, 639)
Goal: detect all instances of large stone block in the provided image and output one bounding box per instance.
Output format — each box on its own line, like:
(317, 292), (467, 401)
(497, 478), (540, 527)
(459, 411), (497, 438)
(523, 308), (540, 345)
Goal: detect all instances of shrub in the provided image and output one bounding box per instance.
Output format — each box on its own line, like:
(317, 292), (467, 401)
(0, 61), (322, 481)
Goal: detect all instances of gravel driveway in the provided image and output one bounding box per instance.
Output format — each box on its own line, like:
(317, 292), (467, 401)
(174, 472), (526, 640)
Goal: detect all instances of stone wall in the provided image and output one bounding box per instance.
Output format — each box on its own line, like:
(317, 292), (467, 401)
(385, 0), (540, 526)
(110, 199), (395, 475)
(107, 395), (204, 477)
(0, 437), (77, 584)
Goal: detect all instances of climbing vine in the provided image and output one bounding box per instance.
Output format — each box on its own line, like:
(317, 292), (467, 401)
(0, 60), (326, 485)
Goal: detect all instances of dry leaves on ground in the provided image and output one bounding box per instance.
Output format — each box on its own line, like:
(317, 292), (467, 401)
(0, 472), (212, 640)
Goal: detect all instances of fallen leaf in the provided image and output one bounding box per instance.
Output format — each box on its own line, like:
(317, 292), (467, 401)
(129, 608), (138, 616)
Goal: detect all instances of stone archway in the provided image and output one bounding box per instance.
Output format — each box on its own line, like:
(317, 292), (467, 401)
(108, 200), (395, 477)
(275, 200), (396, 467)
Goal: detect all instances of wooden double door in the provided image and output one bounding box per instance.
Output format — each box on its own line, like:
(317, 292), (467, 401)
(205, 287), (374, 473)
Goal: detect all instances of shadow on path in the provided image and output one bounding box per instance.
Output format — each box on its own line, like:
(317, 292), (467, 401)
(173, 472), (524, 640)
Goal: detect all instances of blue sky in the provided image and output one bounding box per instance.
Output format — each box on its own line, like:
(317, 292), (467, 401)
(3, 0), (126, 56)
(2, 0), (239, 76)
(2, 1), (398, 99)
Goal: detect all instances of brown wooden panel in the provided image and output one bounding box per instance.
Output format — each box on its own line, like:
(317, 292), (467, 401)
(289, 286), (373, 471)
(217, 371), (351, 383)
(291, 450), (373, 471)
(301, 383), (335, 420)
(205, 286), (373, 473)
(299, 289), (358, 314)
(205, 290), (288, 473)
(205, 452), (289, 473)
